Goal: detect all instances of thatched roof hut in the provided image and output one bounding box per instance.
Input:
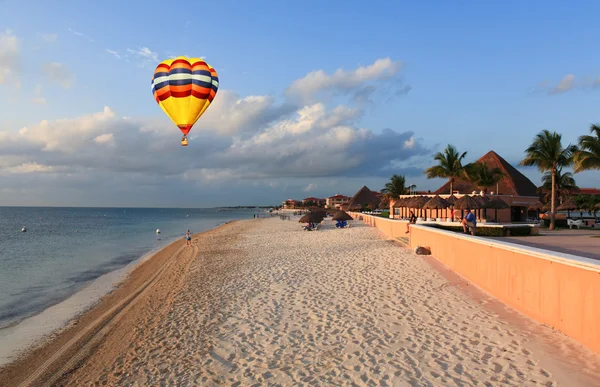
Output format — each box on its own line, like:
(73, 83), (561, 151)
(422, 195), (451, 209)
(452, 195), (482, 210)
(347, 186), (381, 211)
(557, 199), (577, 211)
(527, 201), (544, 211)
(445, 194), (458, 205)
(487, 197), (510, 210)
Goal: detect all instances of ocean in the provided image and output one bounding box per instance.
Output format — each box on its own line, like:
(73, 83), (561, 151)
(0, 206), (257, 332)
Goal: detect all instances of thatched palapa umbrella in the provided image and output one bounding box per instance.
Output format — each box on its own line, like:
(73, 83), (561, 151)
(332, 210), (353, 221)
(347, 186), (381, 211)
(527, 201), (543, 220)
(557, 198), (577, 218)
(452, 195), (482, 220)
(411, 196), (431, 218)
(299, 212), (323, 224)
(445, 194), (458, 205)
(422, 195), (451, 219)
(487, 197), (510, 222)
(542, 202), (552, 212)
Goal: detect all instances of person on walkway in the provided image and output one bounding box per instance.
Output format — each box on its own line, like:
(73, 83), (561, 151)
(185, 229), (192, 247)
(462, 209), (476, 235)
(405, 211), (417, 233)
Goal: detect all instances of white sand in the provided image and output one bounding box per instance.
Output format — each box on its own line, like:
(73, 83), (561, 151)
(65, 217), (600, 386)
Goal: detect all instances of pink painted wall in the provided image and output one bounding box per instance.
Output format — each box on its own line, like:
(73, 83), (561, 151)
(351, 213), (600, 354)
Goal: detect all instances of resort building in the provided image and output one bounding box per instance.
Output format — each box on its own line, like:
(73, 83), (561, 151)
(302, 197), (326, 206)
(326, 194), (351, 209)
(281, 199), (302, 209)
(391, 151), (540, 223)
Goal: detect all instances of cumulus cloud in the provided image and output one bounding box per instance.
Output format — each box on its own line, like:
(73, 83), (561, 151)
(0, 29), (20, 86)
(286, 58), (406, 104)
(42, 62), (75, 88)
(1, 58), (431, 205)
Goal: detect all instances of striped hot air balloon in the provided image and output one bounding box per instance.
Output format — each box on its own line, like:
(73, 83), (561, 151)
(151, 56), (219, 146)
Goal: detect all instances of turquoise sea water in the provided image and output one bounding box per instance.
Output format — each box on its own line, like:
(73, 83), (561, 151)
(0, 207), (256, 329)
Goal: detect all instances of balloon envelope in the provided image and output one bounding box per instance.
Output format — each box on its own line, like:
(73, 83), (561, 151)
(151, 56), (219, 138)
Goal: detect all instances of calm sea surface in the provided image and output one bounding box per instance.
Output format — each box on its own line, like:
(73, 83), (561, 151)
(0, 207), (257, 329)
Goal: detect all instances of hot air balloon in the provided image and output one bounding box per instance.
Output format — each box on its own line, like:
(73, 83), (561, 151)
(151, 56), (219, 146)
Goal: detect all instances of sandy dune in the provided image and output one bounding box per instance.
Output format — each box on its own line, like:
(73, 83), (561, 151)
(11, 216), (600, 386)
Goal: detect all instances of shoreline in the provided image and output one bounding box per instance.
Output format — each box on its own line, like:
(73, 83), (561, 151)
(0, 219), (242, 385)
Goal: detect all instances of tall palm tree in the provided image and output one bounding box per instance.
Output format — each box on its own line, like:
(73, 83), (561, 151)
(381, 174), (409, 199)
(464, 162), (505, 194)
(425, 144), (468, 194)
(519, 130), (577, 230)
(540, 167), (578, 204)
(573, 124), (600, 172)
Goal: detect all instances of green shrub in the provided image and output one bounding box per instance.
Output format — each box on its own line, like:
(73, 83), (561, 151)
(426, 224), (532, 237)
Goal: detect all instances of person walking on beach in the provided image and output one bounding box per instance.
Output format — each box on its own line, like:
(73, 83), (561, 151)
(405, 210), (417, 233)
(185, 229), (192, 247)
(462, 209), (476, 236)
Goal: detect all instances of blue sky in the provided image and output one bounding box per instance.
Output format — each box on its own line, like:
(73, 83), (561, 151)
(0, 0), (598, 207)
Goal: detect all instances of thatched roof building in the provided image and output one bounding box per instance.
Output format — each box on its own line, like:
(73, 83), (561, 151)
(347, 186), (381, 210)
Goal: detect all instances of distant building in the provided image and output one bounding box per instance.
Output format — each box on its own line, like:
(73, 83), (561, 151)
(302, 197), (326, 206)
(282, 199), (302, 209)
(567, 188), (600, 196)
(326, 194), (350, 209)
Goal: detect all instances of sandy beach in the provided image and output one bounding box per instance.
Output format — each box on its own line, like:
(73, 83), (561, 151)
(2, 217), (600, 386)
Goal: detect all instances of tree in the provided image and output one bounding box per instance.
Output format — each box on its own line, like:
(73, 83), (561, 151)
(381, 174), (410, 199)
(425, 144), (468, 194)
(540, 167), (578, 204)
(573, 124), (600, 173)
(464, 162), (504, 194)
(519, 130), (577, 230)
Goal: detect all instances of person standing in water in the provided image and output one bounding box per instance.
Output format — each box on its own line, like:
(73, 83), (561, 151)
(185, 229), (192, 247)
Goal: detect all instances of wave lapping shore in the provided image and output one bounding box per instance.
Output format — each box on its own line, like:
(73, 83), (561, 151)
(3, 217), (600, 386)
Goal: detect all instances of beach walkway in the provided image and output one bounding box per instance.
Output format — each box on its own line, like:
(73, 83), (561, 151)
(6, 217), (600, 386)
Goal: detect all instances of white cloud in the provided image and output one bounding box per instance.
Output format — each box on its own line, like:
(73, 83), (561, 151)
(303, 183), (316, 192)
(403, 136), (415, 149)
(67, 28), (94, 42)
(286, 58), (405, 104)
(39, 33), (57, 43)
(30, 84), (46, 105)
(94, 133), (115, 145)
(551, 74), (575, 94)
(0, 29), (20, 86)
(42, 62), (75, 88)
(127, 47), (158, 63)
(6, 162), (56, 174)
(105, 49), (120, 59)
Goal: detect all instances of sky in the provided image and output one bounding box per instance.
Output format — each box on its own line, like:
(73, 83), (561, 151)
(0, 0), (598, 207)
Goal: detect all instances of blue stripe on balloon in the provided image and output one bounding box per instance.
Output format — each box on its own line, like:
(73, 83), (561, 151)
(153, 80), (170, 90)
(192, 70), (212, 76)
(153, 71), (169, 78)
(192, 79), (213, 88)
(169, 78), (192, 86)
(169, 68), (192, 74)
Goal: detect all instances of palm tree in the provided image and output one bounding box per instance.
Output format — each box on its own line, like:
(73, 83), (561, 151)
(425, 144), (468, 194)
(381, 174), (410, 199)
(540, 167), (578, 204)
(519, 130), (577, 230)
(464, 162), (505, 194)
(573, 124), (600, 172)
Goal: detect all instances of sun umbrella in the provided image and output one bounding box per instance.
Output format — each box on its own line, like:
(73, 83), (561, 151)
(557, 198), (577, 218)
(452, 195), (482, 210)
(299, 212), (323, 223)
(445, 194), (458, 205)
(487, 196), (509, 222)
(332, 210), (353, 221)
(527, 201), (544, 211)
(422, 195), (451, 219)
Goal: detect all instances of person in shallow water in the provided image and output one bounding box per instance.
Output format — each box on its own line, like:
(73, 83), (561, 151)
(186, 229), (192, 247)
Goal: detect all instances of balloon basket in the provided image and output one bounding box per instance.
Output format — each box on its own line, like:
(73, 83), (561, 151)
(181, 137), (189, 146)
